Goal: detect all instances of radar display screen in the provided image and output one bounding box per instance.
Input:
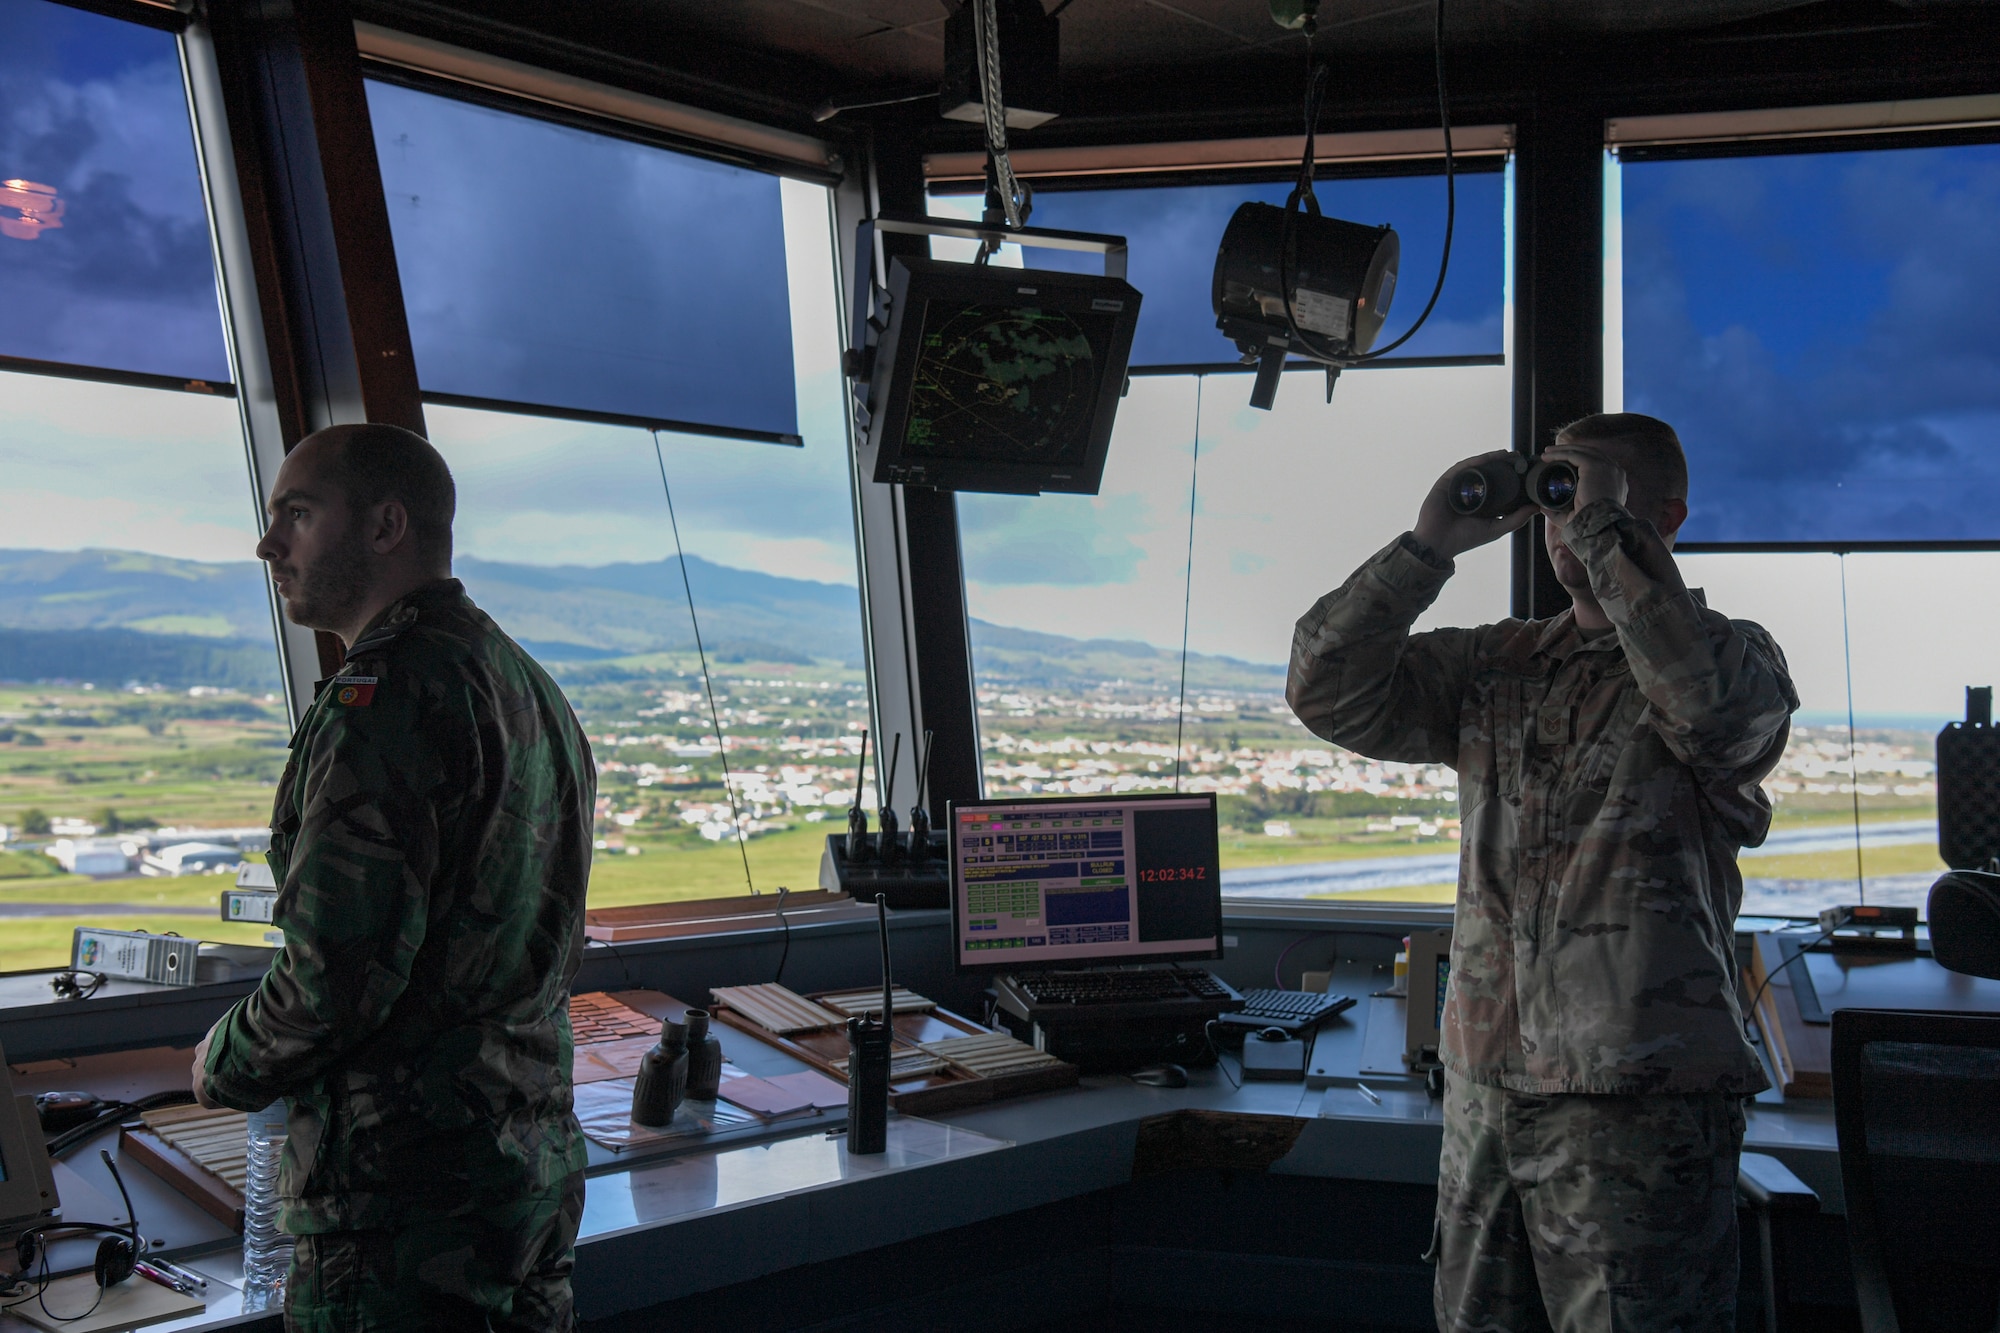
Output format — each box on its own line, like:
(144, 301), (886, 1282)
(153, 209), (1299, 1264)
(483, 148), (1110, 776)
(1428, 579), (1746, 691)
(900, 301), (1119, 465)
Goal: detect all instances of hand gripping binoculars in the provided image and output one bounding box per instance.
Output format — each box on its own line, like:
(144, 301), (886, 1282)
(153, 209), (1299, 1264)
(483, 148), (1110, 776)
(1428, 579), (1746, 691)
(1447, 455), (1579, 518)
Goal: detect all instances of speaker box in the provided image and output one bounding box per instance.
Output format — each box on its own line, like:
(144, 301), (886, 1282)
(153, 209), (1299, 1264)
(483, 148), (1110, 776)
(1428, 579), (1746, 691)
(1939, 688), (2000, 870)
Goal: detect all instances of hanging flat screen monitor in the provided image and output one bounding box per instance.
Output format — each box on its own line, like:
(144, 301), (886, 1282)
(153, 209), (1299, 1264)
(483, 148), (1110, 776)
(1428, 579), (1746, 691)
(859, 257), (1141, 495)
(949, 793), (1222, 972)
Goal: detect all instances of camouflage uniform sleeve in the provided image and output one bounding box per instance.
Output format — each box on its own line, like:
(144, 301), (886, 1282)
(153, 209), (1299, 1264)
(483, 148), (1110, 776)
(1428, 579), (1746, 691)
(203, 686), (457, 1111)
(1286, 533), (1483, 765)
(1562, 499), (1799, 771)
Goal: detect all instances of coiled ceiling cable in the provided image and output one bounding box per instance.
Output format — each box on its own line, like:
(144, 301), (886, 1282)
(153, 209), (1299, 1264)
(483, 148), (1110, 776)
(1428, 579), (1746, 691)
(972, 0), (1031, 234)
(1278, 0), (1455, 365)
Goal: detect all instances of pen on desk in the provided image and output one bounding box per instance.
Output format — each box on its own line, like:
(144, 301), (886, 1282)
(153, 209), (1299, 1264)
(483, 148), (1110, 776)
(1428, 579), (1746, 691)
(133, 1261), (195, 1295)
(148, 1258), (207, 1289)
(1355, 1082), (1382, 1105)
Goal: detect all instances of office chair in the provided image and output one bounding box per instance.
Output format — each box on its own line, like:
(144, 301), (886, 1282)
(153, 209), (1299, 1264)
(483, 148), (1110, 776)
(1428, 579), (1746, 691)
(1832, 1008), (2000, 1332)
(1928, 871), (2000, 980)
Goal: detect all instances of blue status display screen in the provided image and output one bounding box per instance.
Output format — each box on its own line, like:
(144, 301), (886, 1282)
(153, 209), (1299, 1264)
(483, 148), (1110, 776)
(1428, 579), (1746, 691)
(952, 794), (1221, 970)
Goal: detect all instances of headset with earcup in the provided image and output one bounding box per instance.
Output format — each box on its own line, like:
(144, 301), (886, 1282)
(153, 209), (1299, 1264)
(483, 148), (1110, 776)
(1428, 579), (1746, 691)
(7, 1151), (142, 1295)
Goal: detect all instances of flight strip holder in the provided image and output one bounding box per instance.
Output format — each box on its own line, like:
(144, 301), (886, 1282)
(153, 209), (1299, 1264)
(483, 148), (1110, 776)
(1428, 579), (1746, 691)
(844, 211), (1137, 495)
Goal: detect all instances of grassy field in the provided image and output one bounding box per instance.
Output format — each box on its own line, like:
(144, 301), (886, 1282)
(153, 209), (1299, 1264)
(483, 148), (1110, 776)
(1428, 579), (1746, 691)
(1311, 882), (1457, 904)
(583, 825), (833, 906)
(0, 684), (288, 836)
(0, 871), (248, 907)
(1743, 841), (1946, 880)
(0, 848), (64, 879)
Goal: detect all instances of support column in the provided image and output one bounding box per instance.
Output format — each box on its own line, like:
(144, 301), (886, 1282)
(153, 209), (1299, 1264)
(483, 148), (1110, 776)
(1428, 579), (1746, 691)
(1510, 97), (1603, 621)
(839, 127), (984, 822)
(199, 0), (425, 684)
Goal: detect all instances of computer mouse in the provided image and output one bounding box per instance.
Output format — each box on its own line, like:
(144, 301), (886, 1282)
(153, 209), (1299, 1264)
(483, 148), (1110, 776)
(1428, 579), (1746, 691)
(1129, 1063), (1189, 1088)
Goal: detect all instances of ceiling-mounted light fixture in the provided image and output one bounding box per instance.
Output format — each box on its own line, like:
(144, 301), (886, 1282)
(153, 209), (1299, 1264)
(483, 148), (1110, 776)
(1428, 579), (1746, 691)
(1210, 0), (1457, 410)
(0, 180), (64, 241)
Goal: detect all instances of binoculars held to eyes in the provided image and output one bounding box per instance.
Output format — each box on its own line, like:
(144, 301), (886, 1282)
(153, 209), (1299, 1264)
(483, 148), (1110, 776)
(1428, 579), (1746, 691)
(1447, 456), (1579, 518)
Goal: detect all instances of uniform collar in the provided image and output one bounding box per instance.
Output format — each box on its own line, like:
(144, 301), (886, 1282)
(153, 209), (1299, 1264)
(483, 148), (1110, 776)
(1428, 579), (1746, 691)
(347, 578), (466, 655)
(1532, 609), (1585, 658)
(1529, 587), (1710, 661)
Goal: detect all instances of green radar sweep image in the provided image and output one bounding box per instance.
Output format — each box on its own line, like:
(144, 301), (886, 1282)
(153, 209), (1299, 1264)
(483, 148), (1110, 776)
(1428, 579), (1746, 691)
(904, 303), (1105, 462)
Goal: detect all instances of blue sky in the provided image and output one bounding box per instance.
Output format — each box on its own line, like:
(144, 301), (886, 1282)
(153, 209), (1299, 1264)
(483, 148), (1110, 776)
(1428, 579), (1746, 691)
(1620, 143), (2000, 543)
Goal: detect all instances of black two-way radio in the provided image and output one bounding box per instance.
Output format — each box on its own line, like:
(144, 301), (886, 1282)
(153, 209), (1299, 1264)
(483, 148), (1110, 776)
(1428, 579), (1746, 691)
(845, 894), (893, 1155)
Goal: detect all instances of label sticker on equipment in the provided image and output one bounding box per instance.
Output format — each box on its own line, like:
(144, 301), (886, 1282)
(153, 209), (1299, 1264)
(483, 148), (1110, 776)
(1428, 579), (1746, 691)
(1291, 289), (1351, 339)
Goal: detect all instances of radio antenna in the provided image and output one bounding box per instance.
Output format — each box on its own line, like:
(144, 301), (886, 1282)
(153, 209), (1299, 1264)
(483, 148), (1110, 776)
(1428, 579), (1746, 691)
(881, 732), (902, 812)
(912, 729), (935, 813)
(850, 729), (871, 812)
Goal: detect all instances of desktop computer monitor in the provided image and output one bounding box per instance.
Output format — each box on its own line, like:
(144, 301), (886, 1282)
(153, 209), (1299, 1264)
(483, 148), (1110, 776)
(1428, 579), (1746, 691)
(949, 793), (1223, 972)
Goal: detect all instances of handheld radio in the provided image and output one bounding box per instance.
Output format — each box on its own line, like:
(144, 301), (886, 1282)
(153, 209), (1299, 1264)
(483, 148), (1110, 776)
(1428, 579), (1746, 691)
(846, 893), (893, 1155)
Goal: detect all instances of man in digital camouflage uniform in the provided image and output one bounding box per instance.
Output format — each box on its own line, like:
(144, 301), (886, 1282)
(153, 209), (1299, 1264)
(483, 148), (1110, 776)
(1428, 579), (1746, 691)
(1288, 413), (1796, 1332)
(191, 423), (595, 1332)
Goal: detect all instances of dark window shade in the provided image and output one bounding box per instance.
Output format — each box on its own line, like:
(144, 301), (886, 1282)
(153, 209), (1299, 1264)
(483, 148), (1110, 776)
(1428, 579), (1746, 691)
(0, 0), (230, 383)
(931, 170), (1506, 368)
(367, 80), (799, 442)
(1622, 142), (2000, 546)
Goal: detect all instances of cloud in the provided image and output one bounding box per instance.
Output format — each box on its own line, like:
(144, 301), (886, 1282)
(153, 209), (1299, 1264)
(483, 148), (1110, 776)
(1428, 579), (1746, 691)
(1683, 548), (2000, 720)
(959, 490), (1152, 586)
(963, 365), (1516, 664)
(1622, 144), (2000, 543)
(0, 370), (261, 561)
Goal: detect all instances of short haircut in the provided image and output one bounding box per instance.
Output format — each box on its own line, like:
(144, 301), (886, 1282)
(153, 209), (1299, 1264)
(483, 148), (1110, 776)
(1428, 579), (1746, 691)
(312, 423), (456, 564)
(1554, 412), (1689, 510)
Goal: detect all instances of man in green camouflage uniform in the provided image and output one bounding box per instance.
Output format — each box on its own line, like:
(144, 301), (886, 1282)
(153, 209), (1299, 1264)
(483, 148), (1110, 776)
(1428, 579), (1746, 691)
(1288, 413), (1796, 1332)
(192, 423), (595, 1332)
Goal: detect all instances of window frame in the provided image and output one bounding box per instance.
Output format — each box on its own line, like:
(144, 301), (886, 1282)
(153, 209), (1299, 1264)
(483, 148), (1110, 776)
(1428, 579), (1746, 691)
(354, 21), (885, 910)
(924, 145), (1518, 913)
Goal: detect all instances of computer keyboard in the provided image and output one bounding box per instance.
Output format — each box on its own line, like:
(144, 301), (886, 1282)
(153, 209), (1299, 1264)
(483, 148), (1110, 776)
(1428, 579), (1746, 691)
(1216, 988), (1356, 1034)
(995, 966), (1242, 1025)
(1014, 967), (1233, 1005)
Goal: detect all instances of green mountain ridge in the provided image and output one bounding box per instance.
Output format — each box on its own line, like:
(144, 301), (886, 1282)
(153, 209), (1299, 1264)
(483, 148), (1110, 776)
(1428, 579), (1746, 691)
(0, 547), (1285, 695)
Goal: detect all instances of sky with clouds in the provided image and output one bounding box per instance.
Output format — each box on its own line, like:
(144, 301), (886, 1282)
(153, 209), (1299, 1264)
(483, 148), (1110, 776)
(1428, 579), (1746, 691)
(4, 0), (1998, 721)
(1619, 143), (2000, 543)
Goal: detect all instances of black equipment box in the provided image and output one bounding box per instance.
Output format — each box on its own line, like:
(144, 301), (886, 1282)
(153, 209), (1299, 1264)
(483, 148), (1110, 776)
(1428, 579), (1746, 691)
(820, 833), (949, 910)
(992, 1007), (1220, 1074)
(989, 968), (1242, 1074)
(1939, 687), (2000, 869)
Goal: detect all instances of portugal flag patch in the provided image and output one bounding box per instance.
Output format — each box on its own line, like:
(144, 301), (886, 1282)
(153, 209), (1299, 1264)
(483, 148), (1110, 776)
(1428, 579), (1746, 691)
(332, 676), (378, 707)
